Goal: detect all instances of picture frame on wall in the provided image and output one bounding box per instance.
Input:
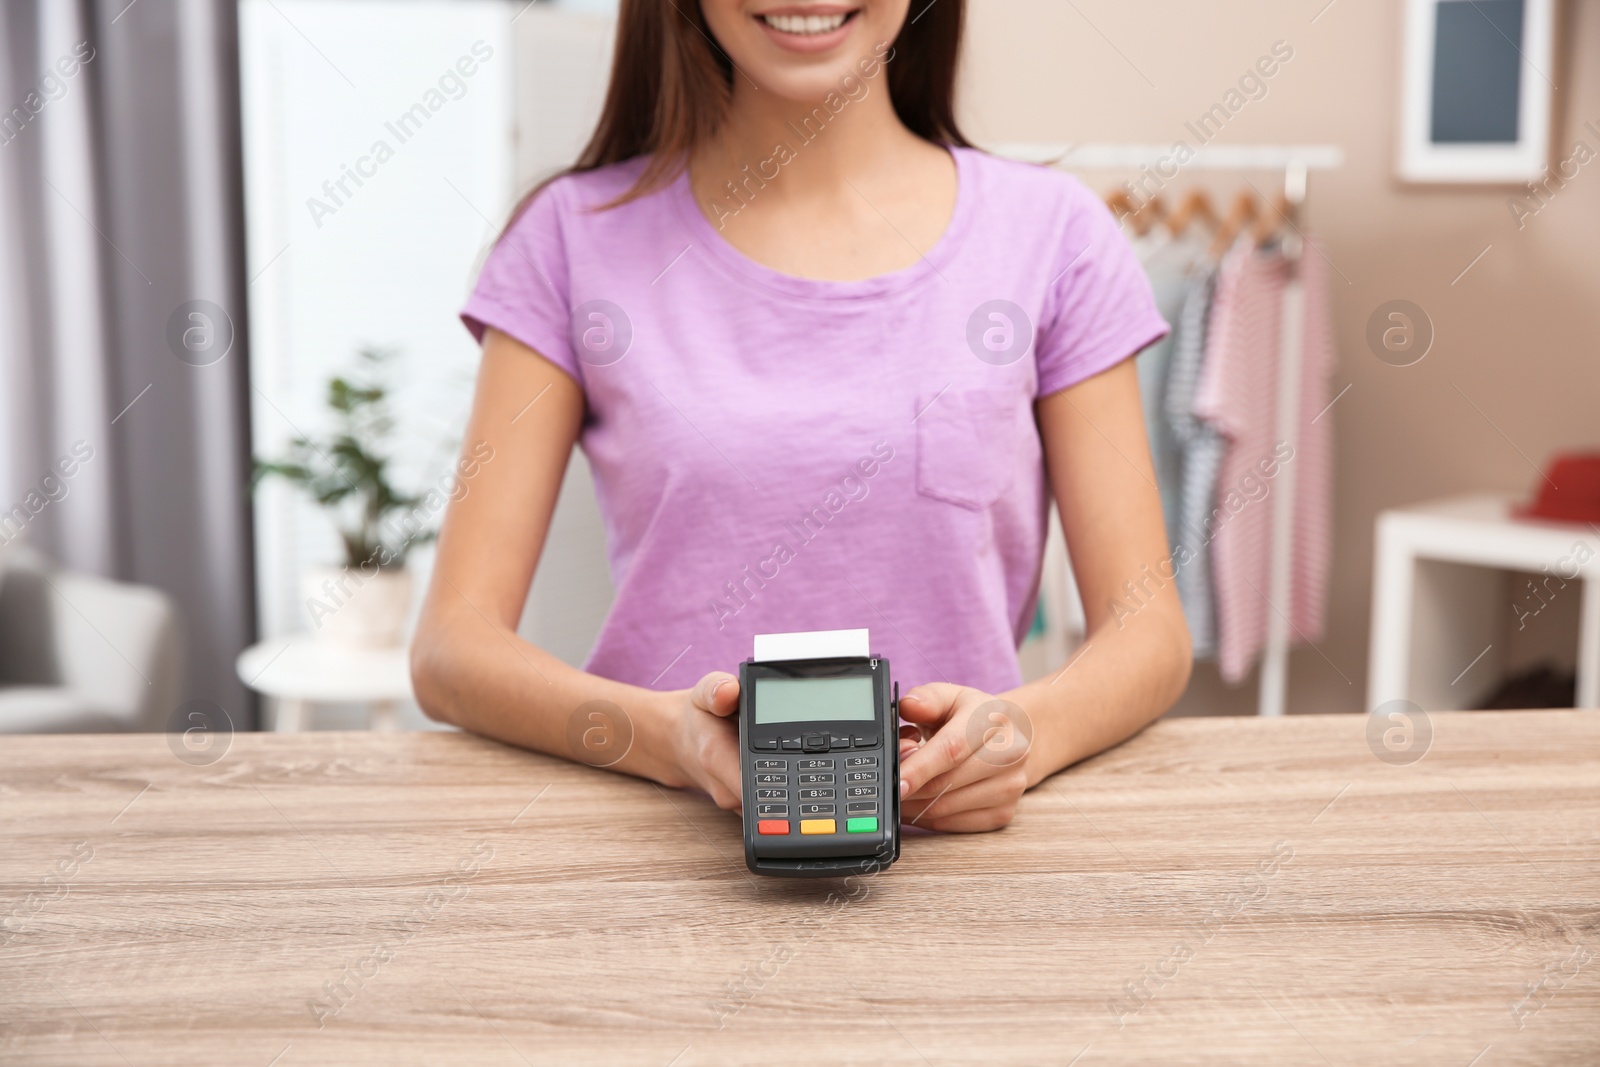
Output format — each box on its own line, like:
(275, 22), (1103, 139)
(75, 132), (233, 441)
(1397, 0), (1558, 184)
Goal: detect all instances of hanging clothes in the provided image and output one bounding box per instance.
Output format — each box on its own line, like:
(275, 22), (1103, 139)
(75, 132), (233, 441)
(1132, 232), (1210, 550)
(1193, 239), (1336, 684)
(1163, 262), (1224, 659)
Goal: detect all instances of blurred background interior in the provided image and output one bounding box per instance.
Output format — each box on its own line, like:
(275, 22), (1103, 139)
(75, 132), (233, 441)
(1, 0), (1596, 737)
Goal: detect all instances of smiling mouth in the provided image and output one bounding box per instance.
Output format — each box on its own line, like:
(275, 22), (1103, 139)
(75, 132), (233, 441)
(758, 10), (859, 36)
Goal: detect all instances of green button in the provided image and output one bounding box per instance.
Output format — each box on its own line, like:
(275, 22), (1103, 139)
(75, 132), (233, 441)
(846, 817), (878, 833)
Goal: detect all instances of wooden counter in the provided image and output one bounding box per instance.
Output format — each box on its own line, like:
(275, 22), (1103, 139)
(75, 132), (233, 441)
(2, 711), (1596, 1064)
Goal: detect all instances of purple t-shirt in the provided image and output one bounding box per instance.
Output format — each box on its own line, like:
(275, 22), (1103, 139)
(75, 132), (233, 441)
(462, 146), (1167, 695)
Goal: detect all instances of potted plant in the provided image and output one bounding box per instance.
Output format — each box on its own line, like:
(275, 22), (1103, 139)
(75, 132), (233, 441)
(254, 347), (439, 648)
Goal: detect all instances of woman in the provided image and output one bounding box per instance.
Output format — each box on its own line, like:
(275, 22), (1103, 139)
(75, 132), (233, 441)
(411, 0), (1191, 832)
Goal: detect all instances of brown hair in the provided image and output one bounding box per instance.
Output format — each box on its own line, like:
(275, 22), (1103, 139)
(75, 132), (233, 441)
(514, 0), (970, 218)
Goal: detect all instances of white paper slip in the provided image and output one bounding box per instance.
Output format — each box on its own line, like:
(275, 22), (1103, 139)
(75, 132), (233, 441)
(752, 628), (870, 663)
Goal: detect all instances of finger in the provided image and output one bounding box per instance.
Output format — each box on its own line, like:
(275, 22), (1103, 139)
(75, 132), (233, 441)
(905, 750), (1001, 800)
(896, 683), (962, 726)
(916, 804), (1019, 834)
(701, 726), (743, 811)
(690, 671), (740, 717)
(898, 725), (924, 767)
(901, 771), (1025, 827)
(713, 739), (744, 810)
(897, 713), (979, 801)
(910, 719), (1032, 801)
(705, 784), (741, 813)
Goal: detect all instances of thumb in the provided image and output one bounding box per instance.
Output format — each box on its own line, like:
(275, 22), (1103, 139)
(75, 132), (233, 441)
(690, 671), (740, 717)
(897, 683), (960, 726)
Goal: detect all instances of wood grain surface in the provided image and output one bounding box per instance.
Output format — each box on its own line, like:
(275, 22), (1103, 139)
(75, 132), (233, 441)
(1, 711), (1597, 1065)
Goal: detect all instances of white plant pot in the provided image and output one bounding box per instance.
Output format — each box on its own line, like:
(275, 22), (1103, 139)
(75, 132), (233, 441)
(300, 565), (413, 649)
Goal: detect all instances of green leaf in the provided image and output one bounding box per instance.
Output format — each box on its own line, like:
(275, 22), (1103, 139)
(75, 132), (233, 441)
(250, 343), (451, 568)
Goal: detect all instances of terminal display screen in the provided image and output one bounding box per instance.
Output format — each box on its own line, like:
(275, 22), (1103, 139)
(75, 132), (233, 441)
(753, 676), (875, 724)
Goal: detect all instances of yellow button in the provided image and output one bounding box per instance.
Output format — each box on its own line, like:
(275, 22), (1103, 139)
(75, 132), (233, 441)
(800, 819), (836, 835)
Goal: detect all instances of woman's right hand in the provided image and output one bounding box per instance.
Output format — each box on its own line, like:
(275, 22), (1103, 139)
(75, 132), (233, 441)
(668, 671), (744, 811)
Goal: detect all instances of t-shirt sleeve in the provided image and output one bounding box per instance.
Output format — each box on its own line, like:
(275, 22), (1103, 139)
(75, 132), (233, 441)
(460, 181), (582, 386)
(1033, 180), (1170, 398)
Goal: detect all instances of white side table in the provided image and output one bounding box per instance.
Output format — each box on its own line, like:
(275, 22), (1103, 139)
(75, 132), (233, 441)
(236, 637), (413, 731)
(1368, 493), (1600, 713)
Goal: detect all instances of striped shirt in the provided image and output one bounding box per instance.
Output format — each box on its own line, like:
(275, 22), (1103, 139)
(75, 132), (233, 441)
(1193, 240), (1336, 684)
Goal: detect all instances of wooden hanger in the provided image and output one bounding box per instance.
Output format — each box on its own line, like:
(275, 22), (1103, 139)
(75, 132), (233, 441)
(1132, 194), (1167, 238)
(1105, 189), (1140, 225)
(1209, 190), (1259, 257)
(1104, 190), (1167, 238)
(1251, 192), (1294, 245)
(1165, 189), (1218, 238)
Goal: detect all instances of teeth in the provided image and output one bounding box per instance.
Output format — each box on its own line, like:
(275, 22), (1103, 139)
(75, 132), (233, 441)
(762, 12), (849, 35)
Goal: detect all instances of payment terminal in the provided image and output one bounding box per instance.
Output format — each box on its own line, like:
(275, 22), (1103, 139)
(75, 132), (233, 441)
(739, 629), (900, 878)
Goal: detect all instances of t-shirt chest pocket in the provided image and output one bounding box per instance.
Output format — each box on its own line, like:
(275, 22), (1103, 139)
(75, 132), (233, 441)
(915, 387), (1025, 511)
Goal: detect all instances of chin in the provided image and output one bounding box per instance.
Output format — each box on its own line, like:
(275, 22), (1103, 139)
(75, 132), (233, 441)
(754, 65), (873, 106)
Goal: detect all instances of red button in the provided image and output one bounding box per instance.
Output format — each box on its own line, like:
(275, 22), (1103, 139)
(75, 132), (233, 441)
(757, 819), (790, 835)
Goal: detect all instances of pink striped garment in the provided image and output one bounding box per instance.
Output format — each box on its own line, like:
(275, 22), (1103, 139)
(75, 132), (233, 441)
(1193, 239), (1337, 684)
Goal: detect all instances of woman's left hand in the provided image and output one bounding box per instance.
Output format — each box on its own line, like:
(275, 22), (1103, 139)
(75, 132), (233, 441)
(895, 683), (1033, 832)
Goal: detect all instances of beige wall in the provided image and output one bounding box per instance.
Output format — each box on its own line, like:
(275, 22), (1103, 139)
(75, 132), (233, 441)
(961, 0), (1600, 714)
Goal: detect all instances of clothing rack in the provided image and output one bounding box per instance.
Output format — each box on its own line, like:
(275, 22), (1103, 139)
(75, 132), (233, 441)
(997, 142), (1345, 717)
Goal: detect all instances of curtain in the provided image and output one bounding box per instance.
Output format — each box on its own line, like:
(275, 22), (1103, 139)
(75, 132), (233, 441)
(0, 0), (257, 726)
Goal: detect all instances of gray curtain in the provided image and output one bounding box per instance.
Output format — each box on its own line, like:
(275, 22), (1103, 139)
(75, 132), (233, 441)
(0, 0), (257, 727)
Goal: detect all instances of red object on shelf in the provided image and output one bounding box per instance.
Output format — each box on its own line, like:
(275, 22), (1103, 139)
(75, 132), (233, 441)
(1515, 452), (1600, 524)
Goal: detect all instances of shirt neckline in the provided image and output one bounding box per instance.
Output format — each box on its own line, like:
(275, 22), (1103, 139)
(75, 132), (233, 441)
(670, 144), (976, 302)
